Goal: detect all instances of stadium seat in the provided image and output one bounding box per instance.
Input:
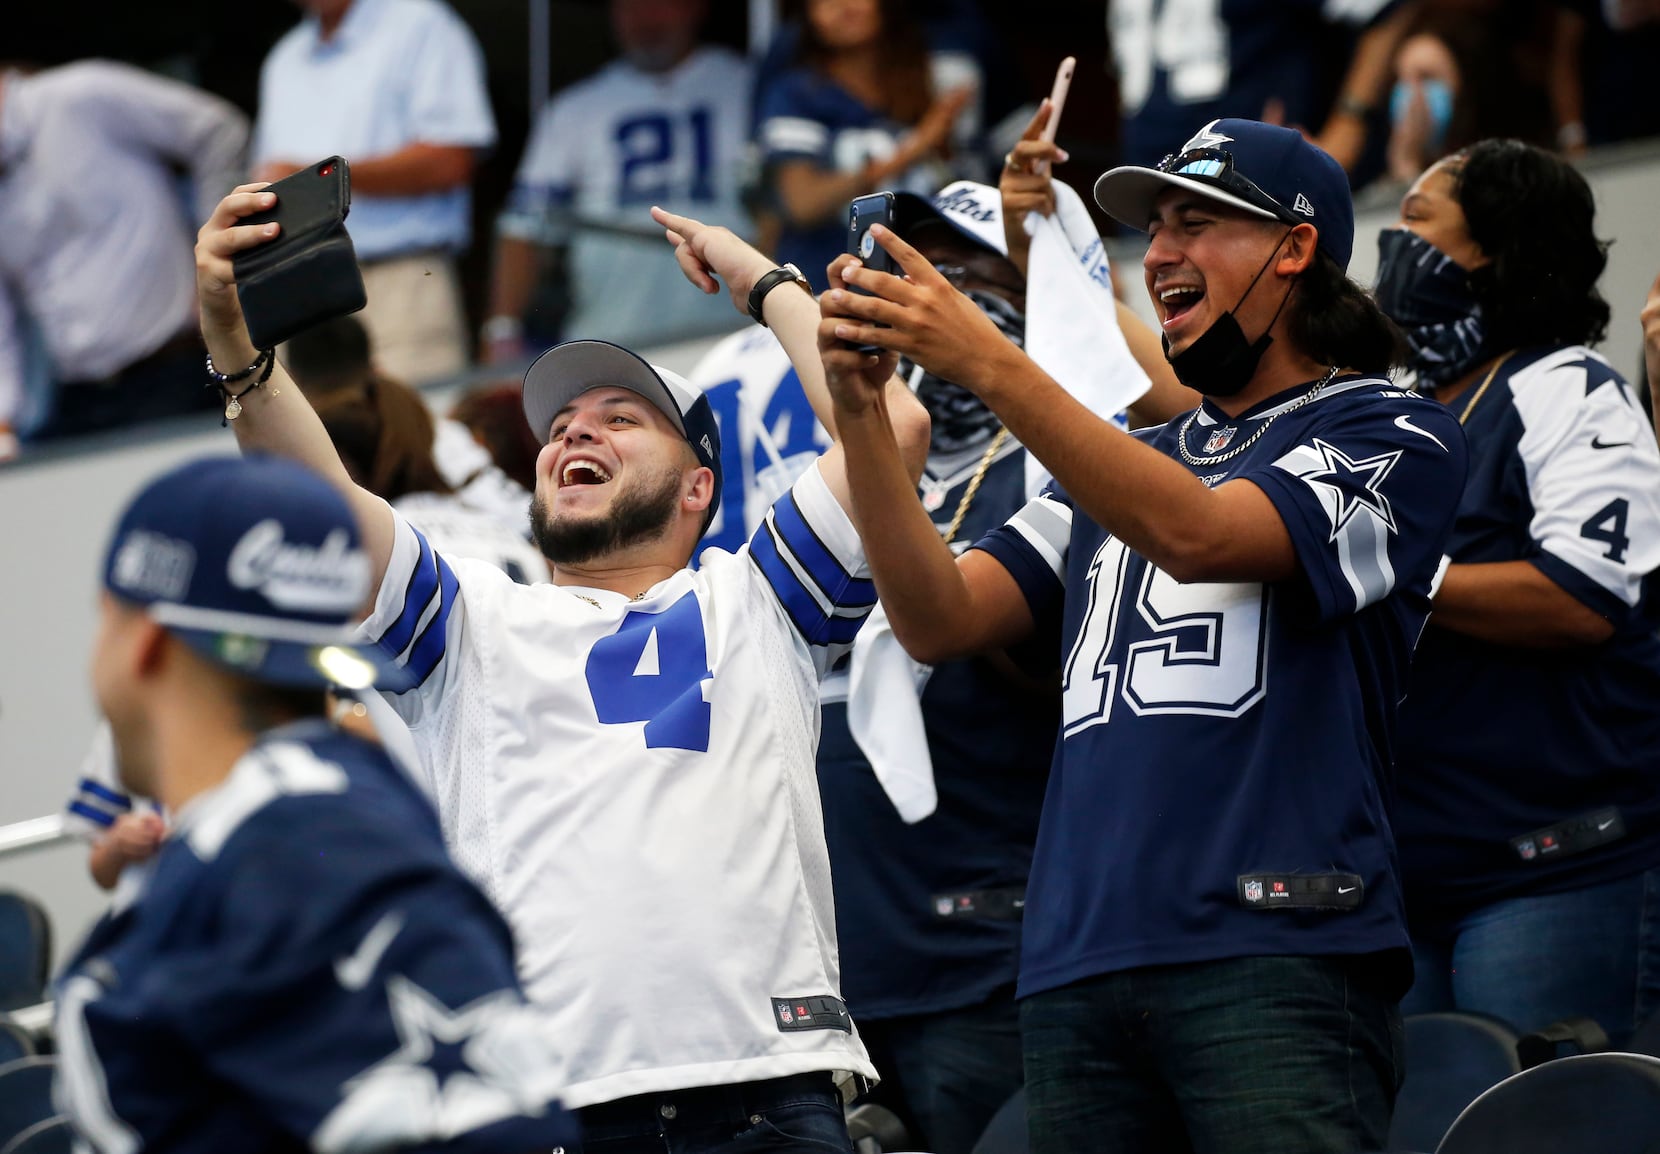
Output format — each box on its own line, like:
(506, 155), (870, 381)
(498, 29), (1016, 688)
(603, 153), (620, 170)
(0, 1057), (57, 1150)
(0, 1116), (70, 1154)
(846, 1102), (912, 1153)
(1625, 1012), (1660, 1059)
(970, 1088), (1028, 1154)
(0, 1023), (30, 1067)
(0, 895), (51, 1012)
(1515, 1015), (1608, 1068)
(1386, 1012), (1522, 1152)
(1434, 1052), (1660, 1154)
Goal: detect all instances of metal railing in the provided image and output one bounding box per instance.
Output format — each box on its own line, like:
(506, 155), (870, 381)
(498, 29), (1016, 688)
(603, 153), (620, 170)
(0, 816), (72, 863)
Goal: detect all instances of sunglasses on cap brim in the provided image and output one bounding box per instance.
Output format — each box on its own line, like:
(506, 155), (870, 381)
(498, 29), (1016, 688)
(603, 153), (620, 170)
(1156, 147), (1300, 227)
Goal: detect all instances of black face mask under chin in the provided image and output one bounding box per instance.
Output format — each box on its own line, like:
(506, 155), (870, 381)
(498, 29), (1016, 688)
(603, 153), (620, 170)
(1162, 233), (1295, 398)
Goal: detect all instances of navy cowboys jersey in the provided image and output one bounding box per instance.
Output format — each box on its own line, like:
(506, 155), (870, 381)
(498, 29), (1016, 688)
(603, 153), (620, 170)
(54, 721), (575, 1154)
(1395, 346), (1660, 927)
(974, 375), (1466, 996)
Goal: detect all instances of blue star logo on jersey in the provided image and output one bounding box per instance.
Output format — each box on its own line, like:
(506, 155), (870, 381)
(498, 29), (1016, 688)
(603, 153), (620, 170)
(1182, 120), (1233, 152)
(312, 977), (559, 1151)
(1303, 439), (1402, 540)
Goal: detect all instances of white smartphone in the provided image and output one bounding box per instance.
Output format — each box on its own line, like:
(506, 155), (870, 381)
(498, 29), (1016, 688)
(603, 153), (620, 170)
(1038, 56), (1076, 176)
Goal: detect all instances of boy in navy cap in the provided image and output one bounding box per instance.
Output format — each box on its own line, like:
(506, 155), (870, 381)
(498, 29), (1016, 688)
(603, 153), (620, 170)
(58, 454), (577, 1154)
(818, 120), (1469, 1151)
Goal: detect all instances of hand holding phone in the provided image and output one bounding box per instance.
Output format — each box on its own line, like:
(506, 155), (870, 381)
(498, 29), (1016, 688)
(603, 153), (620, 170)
(232, 157), (366, 349)
(846, 192), (897, 353)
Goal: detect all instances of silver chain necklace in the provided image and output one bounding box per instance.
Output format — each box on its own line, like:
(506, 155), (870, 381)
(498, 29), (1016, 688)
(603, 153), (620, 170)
(1174, 366), (1340, 466)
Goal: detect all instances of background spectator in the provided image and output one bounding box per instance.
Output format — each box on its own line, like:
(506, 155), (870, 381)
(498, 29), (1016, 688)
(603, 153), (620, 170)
(1379, 139), (1660, 1047)
(756, 0), (976, 290)
(1383, 5), (1553, 187)
(251, 0), (496, 385)
(450, 382), (545, 494)
(1106, 0), (1417, 177)
(284, 316), (537, 546)
(1550, 0), (1660, 153)
(484, 0), (753, 360)
(0, 60), (247, 452)
(1643, 270), (1660, 441)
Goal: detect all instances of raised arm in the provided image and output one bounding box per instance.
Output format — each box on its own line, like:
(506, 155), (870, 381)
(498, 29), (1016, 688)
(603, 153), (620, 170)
(195, 186), (395, 587)
(817, 253), (1034, 664)
(649, 205), (930, 512)
(826, 225), (1298, 585)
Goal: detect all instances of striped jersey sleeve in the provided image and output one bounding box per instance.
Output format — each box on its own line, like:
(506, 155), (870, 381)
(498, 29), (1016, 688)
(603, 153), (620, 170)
(1508, 348), (1660, 619)
(746, 458), (875, 676)
(971, 487), (1075, 619)
(358, 512), (467, 722)
(63, 724), (134, 839)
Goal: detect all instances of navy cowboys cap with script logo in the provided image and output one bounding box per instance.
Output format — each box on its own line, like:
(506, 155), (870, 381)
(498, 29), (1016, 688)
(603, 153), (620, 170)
(102, 455), (410, 690)
(1093, 118), (1356, 270)
(522, 338), (724, 535)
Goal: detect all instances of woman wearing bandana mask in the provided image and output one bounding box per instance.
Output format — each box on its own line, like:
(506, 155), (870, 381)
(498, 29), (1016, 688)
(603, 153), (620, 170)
(1379, 140), (1660, 1047)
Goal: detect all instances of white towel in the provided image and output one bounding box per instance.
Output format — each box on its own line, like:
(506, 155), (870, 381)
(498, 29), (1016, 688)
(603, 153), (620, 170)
(845, 602), (938, 823)
(848, 181), (1148, 821)
(1020, 181), (1152, 497)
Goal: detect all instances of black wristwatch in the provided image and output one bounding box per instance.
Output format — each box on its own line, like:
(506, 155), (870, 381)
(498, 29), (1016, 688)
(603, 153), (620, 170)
(747, 263), (812, 327)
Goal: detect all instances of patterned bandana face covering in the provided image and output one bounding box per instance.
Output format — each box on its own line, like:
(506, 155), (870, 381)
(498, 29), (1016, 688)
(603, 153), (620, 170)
(906, 289), (1026, 455)
(1373, 227), (1488, 388)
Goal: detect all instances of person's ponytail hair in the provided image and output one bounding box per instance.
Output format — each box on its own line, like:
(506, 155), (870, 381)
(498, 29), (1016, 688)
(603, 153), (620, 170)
(1285, 252), (1408, 375)
(313, 373), (452, 502)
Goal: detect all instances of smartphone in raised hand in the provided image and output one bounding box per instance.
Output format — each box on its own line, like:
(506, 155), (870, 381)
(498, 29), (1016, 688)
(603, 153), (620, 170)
(846, 192), (897, 352)
(1037, 56), (1075, 177)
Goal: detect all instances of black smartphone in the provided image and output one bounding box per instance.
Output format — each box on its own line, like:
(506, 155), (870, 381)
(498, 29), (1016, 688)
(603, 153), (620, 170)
(846, 192), (897, 352)
(233, 157), (367, 349)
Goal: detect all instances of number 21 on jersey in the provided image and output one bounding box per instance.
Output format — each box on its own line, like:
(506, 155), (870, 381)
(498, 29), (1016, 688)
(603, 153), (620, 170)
(1061, 536), (1269, 737)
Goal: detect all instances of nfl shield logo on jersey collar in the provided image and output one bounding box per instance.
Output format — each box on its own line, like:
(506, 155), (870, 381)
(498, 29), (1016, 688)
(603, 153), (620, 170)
(1243, 879), (1264, 903)
(1204, 425), (1237, 454)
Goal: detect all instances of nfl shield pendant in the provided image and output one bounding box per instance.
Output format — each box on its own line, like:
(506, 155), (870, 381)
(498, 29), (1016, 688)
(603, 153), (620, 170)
(224, 397), (242, 420)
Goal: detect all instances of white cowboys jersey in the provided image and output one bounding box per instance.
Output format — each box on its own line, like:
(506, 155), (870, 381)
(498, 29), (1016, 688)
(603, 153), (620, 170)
(500, 46), (754, 346)
(360, 462), (877, 1108)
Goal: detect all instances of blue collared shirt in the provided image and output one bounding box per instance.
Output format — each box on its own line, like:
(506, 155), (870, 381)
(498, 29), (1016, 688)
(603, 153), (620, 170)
(252, 0), (496, 260)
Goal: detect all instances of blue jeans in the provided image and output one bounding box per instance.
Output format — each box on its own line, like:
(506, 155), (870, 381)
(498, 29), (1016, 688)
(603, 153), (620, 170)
(1021, 955), (1404, 1154)
(570, 1072), (854, 1154)
(1404, 866), (1660, 1048)
(855, 991), (1024, 1154)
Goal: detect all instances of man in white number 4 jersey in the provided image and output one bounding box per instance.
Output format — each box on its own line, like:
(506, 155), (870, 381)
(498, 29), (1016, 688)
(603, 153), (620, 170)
(195, 189), (928, 1151)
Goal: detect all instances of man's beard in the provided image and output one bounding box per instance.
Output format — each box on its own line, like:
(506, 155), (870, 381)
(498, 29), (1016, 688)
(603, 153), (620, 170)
(531, 465), (682, 565)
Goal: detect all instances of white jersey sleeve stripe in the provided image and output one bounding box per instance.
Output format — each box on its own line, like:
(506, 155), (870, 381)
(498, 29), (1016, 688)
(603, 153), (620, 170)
(766, 488), (877, 609)
(750, 524), (865, 646)
(370, 526), (460, 687)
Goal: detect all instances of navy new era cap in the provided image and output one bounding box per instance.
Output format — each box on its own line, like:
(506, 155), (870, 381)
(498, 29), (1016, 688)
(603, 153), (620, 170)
(102, 456), (409, 691)
(1094, 118), (1355, 269)
(522, 339), (723, 532)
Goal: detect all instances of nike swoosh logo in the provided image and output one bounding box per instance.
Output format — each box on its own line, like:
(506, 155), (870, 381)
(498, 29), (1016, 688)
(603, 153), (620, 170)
(335, 910), (405, 991)
(1336, 885), (1358, 894)
(1591, 436), (1633, 450)
(1394, 414), (1447, 451)
(1598, 819), (1616, 831)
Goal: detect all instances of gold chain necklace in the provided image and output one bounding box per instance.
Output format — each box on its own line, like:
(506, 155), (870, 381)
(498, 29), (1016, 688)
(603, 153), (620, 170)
(941, 426), (1011, 545)
(1452, 350), (1516, 427)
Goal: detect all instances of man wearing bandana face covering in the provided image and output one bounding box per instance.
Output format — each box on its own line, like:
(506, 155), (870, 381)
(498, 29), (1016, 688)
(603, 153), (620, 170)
(687, 177), (1189, 1154)
(816, 119), (1471, 1152)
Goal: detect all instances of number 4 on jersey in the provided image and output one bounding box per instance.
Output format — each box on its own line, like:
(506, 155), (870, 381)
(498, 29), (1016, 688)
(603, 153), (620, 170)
(585, 592), (712, 751)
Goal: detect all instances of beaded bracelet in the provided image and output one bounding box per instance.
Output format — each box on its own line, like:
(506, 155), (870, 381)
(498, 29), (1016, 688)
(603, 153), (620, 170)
(204, 348), (276, 424)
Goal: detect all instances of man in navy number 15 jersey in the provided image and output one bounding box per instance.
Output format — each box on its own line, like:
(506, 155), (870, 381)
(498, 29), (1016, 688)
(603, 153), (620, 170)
(816, 119), (1468, 1153)
(58, 455), (577, 1154)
